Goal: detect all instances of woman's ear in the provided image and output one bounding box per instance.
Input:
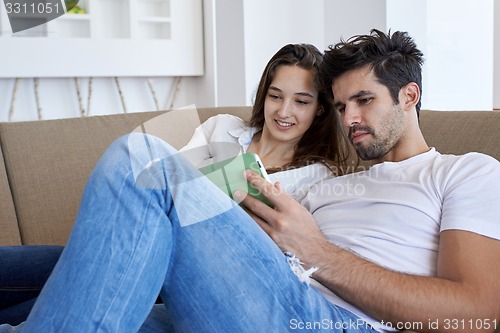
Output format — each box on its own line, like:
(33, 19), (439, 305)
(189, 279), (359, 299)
(316, 106), (324, 116)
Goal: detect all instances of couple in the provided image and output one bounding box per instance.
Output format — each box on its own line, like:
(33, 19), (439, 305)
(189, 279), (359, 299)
(2, 29), (500, 332)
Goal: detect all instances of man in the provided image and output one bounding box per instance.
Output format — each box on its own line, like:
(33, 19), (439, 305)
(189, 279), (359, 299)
(242, 29), (500, 331)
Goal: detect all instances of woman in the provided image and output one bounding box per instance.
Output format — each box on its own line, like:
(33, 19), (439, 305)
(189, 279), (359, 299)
(0, 44), (353, 332)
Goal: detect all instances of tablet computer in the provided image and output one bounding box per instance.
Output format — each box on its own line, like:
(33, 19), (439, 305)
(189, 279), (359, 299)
(198, 153), (273, 207)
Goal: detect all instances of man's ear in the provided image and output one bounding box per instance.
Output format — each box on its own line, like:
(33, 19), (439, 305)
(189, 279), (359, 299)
(401, 82), (420, 111)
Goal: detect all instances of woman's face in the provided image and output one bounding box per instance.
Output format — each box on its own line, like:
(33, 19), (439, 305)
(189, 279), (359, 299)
(262, 65), (321, 146)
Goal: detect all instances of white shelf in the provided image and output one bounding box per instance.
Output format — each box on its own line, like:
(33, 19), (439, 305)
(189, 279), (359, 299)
(138, 17), (171, 23)
(0, 0), (203, 77)
(59, 14), (91, 21)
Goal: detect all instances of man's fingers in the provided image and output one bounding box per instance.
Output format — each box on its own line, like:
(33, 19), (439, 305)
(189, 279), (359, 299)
(234, 188), (277, 225)
(244, 170), (284, 208)
(240, 203), (272, 233)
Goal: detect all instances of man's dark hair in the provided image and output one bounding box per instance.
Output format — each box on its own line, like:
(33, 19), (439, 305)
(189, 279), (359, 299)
(319, 29), (425, 116)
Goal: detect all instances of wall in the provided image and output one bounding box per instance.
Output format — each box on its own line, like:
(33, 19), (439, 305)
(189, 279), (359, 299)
(241, 0), (386, 105)
(387, 0), (494, 110)
(0, 0), (203, 122)
(242, 0), (325, 105)
(242, 0), (497, 111)
(0, 0), (247, 122)
(386, 0), (428, 107)
(425, 0), (493, 110)
(323, 0), (386, 45)
(183, 0), (246, 108)
(0, 77), (178, 122)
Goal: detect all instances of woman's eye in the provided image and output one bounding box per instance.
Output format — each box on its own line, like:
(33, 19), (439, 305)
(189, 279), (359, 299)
(296, 100), (308, 105)
(269, 94), (280, 100)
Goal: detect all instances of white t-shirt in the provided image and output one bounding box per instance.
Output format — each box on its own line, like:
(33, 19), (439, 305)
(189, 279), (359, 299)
(181, 114), (331, 200)
(301, 148), (500, 330)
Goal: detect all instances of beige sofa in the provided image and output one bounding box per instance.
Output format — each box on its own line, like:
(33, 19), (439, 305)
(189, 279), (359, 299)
(1, 107), (499, 246)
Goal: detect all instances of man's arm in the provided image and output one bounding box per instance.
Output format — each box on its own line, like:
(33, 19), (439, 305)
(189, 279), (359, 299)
(239, 171), (500, 332)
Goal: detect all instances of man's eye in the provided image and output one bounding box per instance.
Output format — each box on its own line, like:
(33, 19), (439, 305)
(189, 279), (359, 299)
(336, 106), (345, 114)
(360, 98), (372, 104)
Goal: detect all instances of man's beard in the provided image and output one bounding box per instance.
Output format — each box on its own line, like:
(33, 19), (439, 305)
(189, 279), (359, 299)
(349, 105), (404, 161)
(352, 130), (395, 160)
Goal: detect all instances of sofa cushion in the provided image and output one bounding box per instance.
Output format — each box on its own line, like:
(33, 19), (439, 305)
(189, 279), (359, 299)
(197, 106), (252, 123)
(3, 107), (495, 246)
(0, 111), (167, 245)
(420, 110), (500, 161)
(0, 106), (253, 245)
(0, 141), (21, 245)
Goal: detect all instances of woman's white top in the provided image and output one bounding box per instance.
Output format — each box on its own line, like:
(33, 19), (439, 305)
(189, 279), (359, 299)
(180, 114), (332, 201)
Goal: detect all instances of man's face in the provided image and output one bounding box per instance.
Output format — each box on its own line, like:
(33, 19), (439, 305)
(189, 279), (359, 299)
(332, 66), (405, 162)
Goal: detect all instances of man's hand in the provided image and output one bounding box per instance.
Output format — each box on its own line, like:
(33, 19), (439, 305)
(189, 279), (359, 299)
(234, 170), (331, 267)
(236, 174), (500, 332)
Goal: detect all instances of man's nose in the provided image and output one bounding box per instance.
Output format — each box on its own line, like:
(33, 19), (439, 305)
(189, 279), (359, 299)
(342, 105), (361, 128)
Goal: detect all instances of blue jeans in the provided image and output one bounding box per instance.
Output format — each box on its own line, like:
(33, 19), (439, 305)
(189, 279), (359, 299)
(0, 246), (63, 325)
(0, 134), (375, 333)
